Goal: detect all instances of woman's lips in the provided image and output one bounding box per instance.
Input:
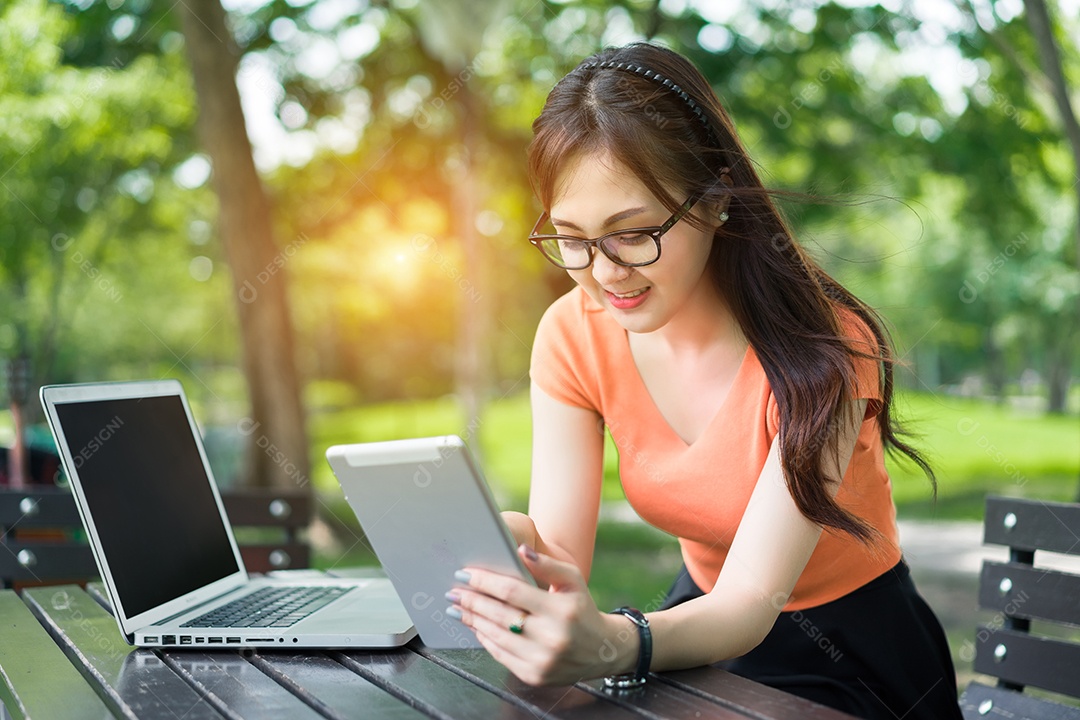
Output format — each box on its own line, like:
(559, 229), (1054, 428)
(606, 287), (651, 310)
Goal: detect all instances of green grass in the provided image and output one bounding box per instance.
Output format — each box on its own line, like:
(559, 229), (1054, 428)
(884, 393), (1079, 519)
(309, 389), (1079, 520)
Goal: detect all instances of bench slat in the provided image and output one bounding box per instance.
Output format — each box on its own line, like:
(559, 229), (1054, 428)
(979, 562), (1080, 626)
(21, 585), (225, 719)
(974, 627), (1080, 697)
(960, 681), (1080, 720)
(238, 543), (311, 572)
(418, 646), (653, 719)
(0, 543), (97, 586)
(159, 650), (325, 720)
(984, 498), (1080, 556)
(0, 488), (82, 528)
(222, 491), (313, 527)
(249, 652), (428, 720)
(655, 666), (857, 719)
(0, 590), (112, 720)
(334, 647), (544, 719)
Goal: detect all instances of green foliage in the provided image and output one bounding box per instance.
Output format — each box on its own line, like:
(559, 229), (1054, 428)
(0, 0), (234, 410)
(1, 0), (1075, 448)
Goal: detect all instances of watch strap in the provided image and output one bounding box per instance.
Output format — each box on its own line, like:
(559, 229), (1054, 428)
(604, 606), (651, 689)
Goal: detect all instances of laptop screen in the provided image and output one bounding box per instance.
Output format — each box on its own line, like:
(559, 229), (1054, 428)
(54, 394), (240, 617)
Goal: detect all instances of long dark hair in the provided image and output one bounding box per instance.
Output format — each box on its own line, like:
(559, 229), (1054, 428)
(528, 43), (934, 542)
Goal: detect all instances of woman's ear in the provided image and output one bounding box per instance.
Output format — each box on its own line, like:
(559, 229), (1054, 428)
(717, 170), (735, 224)
(700, 172), (734, 227)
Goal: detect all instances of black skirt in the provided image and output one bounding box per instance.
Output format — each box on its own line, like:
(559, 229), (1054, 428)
(658, 559), (963, 720)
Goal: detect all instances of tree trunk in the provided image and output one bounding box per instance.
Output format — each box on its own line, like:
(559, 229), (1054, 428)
(176, 0), (309, 490)
(1045, 336), (1071, 414)
(985, 330), (1006, 404)
(1023, 0), (1080, 265)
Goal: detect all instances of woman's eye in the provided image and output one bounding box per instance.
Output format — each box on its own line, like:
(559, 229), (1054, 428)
(611, 233), (650, 246)
(557, 238), (586, 251)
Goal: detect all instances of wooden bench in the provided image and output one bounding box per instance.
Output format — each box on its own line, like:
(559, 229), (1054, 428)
(0, 486), (313, 589)
(959, 495), (1080, 719)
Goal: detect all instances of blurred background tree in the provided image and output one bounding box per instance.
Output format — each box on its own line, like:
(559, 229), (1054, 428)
(1, 0), (1076, 499)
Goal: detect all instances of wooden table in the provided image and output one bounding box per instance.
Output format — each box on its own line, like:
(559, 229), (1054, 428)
(0, 576), (855, 720)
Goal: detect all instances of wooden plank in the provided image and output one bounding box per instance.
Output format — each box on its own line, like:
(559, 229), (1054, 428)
(973, 627), (1080, 697)
(417, 646), (657, 719)
(159, 650), (326, 720)
(0, 590), (112, 720)
(960, 681), (1080, 720)
(21, 585), (225, 719)
(0, 543), (96, 586)
(0, 489), (82, 529)
(238, 543), (311, 573)
(249, 652), (428, 720)
(222, 490), (313, 528)
(88, 581), (424, 719)
(984, 497), (1080, 556)
(655, 666), (858, 719)
(979, 562), (1080, 625)
(334, 647), (542, 720)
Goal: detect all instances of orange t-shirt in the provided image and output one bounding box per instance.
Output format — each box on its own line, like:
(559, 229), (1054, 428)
(529, 287), (901, 611)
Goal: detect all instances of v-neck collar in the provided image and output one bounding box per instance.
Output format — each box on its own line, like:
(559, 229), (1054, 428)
(620, 331), (754, 450)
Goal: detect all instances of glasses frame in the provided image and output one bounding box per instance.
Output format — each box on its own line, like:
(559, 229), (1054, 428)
(528, 194), (701, 270)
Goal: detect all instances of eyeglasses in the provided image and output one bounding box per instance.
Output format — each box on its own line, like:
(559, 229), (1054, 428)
(528, 195), (700, 270)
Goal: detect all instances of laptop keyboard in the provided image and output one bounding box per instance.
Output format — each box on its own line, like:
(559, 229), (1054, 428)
(181, 586), (351, 629)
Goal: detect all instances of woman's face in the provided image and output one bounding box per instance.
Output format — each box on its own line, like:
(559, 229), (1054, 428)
(549, 152), (720, 335)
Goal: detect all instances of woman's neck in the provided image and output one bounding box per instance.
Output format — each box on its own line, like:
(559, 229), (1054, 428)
(640, 280), (743, 358)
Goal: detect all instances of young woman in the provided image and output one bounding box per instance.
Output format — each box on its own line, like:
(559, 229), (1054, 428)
(445, 42), (962, 720)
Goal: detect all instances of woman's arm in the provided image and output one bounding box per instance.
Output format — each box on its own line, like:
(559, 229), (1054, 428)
(454, 399), (867, 685)
(648, 398), (868, 669)
(511, 381), (604, 579)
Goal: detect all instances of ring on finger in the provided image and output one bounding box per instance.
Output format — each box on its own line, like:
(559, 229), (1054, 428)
(509, 613), (527, 635)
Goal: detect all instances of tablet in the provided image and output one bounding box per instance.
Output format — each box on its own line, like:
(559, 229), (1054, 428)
(326, 436), (535, 649)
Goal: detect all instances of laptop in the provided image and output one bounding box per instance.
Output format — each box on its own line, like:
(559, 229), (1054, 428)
(39, 379), (417, 649)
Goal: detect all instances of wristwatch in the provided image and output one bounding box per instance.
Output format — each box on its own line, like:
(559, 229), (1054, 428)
(604, 606), (652, 689)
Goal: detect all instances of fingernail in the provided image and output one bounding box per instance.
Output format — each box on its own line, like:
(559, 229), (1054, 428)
(520, 544), (538, 562)
(444, 591), (460, 603)
(454, 570), (472, 583)
(445, 605), (462, 620)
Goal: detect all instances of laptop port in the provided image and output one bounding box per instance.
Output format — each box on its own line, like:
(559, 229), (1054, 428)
(195, 637), (205, 644)
(180, 636), (192, 645)
(246, 638), (273, 642)
(144, 636), (159, 643)
(226, 637), (240, 644)
(162, 635), (175, 645)
(208, 637), (222, 644)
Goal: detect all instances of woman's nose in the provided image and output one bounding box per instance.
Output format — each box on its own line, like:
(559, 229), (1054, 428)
(591, 251), (633, 285)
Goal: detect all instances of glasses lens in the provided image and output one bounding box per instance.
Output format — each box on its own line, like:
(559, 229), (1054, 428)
(537, 238), (590, 268)
(600, 232), (658, 266)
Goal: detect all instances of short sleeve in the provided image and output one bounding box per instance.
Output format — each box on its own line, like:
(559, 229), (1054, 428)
(839, 309), (884, 418)
(529, 291), (600, 411)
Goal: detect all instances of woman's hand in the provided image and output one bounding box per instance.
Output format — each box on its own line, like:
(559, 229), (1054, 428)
(448, 544), (636, 686)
